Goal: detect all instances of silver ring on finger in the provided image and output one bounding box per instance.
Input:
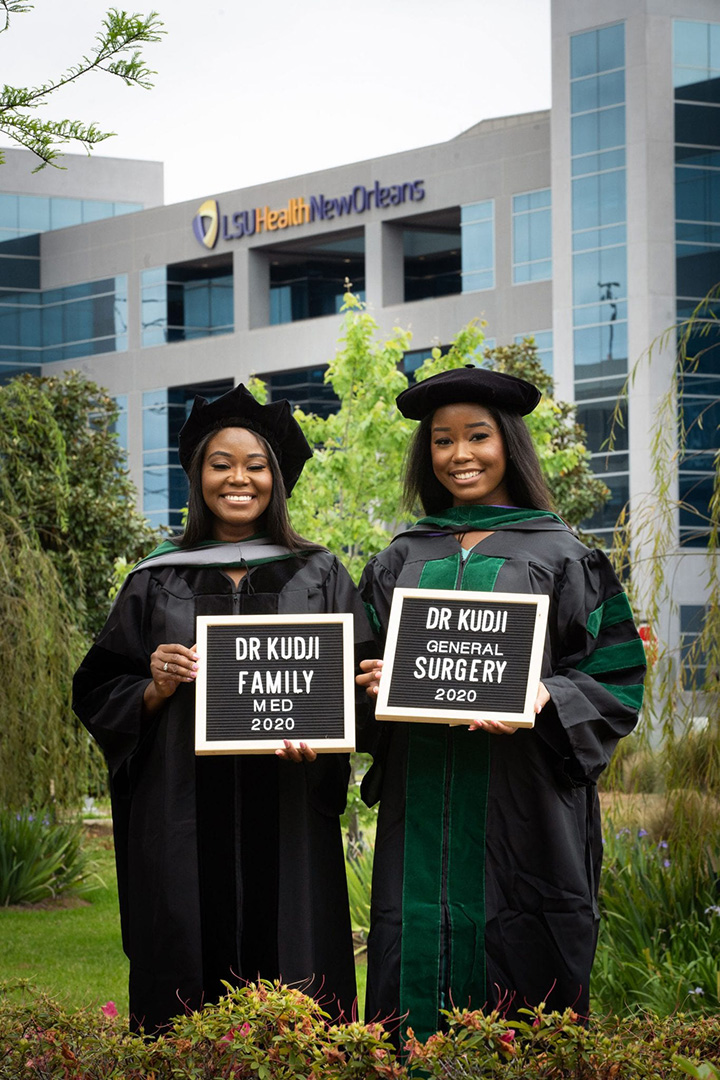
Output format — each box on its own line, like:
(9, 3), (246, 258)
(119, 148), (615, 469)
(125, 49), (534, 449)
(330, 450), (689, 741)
(163, 661), (169, 672)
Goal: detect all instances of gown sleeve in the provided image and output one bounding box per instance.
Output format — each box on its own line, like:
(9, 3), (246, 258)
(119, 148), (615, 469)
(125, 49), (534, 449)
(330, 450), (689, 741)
(356, 555), (398, 795)
(538, 547), (646, 785)
(72, 570), (158, 781)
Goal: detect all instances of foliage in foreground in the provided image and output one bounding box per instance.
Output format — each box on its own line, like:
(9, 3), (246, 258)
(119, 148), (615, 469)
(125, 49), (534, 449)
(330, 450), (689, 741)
(0, 372), (161, 638)
(0, 4), (164, 169)
(0, 810), (94, 906)
(0, 513), (99, 810)
(286, 294), (608, 581)
(1, 980), (719, 1079)
(593, 819), (720, 1018)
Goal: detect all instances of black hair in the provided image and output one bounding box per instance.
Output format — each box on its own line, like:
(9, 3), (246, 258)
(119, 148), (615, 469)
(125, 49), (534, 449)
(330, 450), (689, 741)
(402, 404), (554, 516)
(174, 420), (322, 552)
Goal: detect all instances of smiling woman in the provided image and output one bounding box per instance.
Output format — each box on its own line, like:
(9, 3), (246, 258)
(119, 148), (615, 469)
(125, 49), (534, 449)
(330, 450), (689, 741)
(356, 365), (646, 1047)
(201, 428), (274, 543)
(73, 383), (374, 1036)
(429, 403), (509, 507)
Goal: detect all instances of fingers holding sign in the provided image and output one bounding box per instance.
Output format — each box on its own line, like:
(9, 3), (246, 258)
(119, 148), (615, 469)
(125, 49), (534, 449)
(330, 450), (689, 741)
(356, 658), (383, 698)
(275, 740), (317, 763)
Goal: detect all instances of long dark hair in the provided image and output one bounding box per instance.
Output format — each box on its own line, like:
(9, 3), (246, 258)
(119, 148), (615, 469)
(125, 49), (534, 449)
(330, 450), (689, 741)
(175, 421), (321, 552)
(402, 405), (554, 516)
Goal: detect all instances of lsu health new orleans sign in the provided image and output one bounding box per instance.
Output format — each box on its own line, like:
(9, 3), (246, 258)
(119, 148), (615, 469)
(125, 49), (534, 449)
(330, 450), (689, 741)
(192, 178), (425, 250)
(195, 613), (356, 754)
(376, 588), (549, 729)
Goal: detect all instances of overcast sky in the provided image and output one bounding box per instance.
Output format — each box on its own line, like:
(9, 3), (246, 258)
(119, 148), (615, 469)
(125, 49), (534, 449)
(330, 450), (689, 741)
(2, 0), (552, 206)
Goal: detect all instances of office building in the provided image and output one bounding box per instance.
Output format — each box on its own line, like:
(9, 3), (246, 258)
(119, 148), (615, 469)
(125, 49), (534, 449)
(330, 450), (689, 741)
(0, 0), (717, 676)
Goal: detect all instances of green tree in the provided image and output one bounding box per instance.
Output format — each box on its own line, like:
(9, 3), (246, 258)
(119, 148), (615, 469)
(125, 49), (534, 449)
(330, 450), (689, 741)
(0, 511), (97, 809)
(0, 2), (163, 169)
(288, 294), (609, 580)
(0, 371), (160, 637)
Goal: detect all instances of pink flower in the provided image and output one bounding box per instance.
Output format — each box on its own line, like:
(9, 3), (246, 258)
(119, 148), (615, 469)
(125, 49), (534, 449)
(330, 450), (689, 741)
(500, 1029), (516, 1043)
(220, 1022), (252, 1043)
(101, 1001), (118, 1020)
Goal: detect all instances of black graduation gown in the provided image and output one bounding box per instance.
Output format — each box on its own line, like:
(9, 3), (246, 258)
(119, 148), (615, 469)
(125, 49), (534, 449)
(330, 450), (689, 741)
(73, 549), (373, 1033)
(359, 511), (646, 1043)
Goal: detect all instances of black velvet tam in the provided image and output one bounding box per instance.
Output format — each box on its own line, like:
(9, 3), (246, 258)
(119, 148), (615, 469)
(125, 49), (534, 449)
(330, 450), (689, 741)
(178, 383), (313, 493)
(396, 365), (541, 420)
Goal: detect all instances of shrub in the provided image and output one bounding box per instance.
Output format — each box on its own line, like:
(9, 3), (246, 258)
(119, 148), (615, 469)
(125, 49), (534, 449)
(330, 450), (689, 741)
(2, 982), (720, 1079)
(593, 823), (720, 1016)
(0, 810), (95, 906)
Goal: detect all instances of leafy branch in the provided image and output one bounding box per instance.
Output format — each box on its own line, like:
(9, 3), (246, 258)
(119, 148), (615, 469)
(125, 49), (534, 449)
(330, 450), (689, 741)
(0, 5), (164, 169)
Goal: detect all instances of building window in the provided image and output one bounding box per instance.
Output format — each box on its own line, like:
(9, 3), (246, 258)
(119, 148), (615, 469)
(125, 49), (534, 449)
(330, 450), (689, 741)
(142, 379), (233, 529)
(461, 201), (494, 292)
(141, 256), (233, 346)
(403, 226), (461, 302)
(0, 251), (127, 382)
(268, 232), (365, 325)
(41, 277), (128, 363)
(570, 21), (628, 541)
(112, 394), (129, 453)
(0, 194), (143, 243)
(680, 604), (710, 690)
(512, 190), (552, 283)
(514, 331), (553, 377)
(263, 366), (340, 419)
(674, 20), (720, 547)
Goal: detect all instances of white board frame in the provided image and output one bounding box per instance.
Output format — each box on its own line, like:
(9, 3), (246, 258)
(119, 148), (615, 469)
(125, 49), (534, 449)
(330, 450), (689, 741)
(375, 588), (549, 729)
(195, 613), (356, 754)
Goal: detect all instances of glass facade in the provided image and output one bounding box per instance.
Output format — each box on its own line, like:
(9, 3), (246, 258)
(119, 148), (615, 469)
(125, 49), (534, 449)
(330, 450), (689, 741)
(0, 239), (127, 381)
(570, 22), (629, 539)
(403, 227), (461, 301)
(141, 258), (233, 346)
(514, 330), (553, 377)
(0, 194), (142, 242)
(512, 190), (552, 283)
(263, 366), (340, 419)
(113, 394), (129, 453)
(461, 201), (494, 292)
(142, 379), (234, 529)
(680, 604), (709, 690)
(674, 19), (720, 547)
(269, 233), (365, 325)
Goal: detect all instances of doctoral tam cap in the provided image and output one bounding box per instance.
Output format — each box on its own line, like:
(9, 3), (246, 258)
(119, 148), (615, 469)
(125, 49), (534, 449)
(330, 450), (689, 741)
(178, 383), (313, 494)
(396, 365), (541, 420)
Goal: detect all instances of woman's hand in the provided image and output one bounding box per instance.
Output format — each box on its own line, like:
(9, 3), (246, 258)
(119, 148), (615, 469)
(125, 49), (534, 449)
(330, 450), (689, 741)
(468, 681), (550, 736)
(275, 740), (317, 763)
(468, 717), (518, 735)
(143, 643), (199, 715)
(356, 658), (383, 698)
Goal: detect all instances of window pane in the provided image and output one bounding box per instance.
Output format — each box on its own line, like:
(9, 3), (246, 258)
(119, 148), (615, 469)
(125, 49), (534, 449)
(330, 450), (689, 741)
(18, 197), (50, 233)
(598, 23), (625, 73)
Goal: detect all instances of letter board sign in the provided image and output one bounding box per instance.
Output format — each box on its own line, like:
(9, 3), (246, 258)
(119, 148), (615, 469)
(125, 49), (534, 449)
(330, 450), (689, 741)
(195, 614), (355, 754)
(375, 589), (549, 728)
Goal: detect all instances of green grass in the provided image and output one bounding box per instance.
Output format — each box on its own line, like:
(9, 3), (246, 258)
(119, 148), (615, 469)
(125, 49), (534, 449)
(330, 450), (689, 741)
(0, 829), (369, 1023)
(0, 832), (129, 1016)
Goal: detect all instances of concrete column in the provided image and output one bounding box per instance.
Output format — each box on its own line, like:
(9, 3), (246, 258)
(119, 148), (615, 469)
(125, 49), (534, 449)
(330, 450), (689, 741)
(365, 220), (404, 310)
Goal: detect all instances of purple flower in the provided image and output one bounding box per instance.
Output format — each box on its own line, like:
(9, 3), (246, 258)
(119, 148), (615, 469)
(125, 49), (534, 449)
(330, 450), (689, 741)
(638, 829), (649, 838)
(688, 987), (704, 996)
(663, 859), (671, 868)
(658, 840), (668, 849)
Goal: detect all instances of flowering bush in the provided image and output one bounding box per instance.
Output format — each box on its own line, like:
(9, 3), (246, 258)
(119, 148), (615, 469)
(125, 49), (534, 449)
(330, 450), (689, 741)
(2, 980), (720, 1079)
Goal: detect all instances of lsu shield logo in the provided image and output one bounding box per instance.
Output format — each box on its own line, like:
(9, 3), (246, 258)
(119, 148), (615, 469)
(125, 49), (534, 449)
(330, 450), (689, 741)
(193, 199), (219, 250)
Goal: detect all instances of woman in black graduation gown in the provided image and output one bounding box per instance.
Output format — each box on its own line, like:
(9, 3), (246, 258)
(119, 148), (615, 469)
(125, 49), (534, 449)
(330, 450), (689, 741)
(74, 384), (373, 1034)
(356, 367), (646, 1044)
